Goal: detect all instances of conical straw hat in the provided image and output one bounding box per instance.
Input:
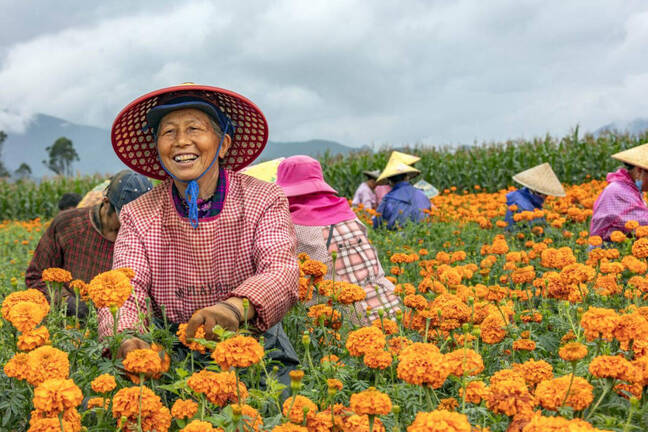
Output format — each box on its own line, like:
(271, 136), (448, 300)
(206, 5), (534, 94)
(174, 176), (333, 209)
(240, 157), (284, 183)
(389, 151), (420, 166)
(377, 160), (421, 184)
(612, 143), (648, 171)
(512, 163), (565, 197)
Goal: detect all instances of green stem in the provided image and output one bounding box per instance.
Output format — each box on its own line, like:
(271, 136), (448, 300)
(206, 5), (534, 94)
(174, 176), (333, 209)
(560, 366), (576, 409)
(234, 368), (242, 405)
(586, 379), (615, 420)
(138, 375), (144, 432)
(58, 412), (66, 432)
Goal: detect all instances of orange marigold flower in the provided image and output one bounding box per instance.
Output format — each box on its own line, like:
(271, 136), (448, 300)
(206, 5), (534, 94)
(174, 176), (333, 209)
(211, 335), (264, 370)
(350, 387), (392, 416)
(91, 374), (117, 393)
(626, 220), (640, 230)
(512, 339), (536, 351)
(580, 307), (619, 341)
(336, 282), (367, 304)
(1, 289), (49, 321)
(87, 397), (109, 409)
(187, 370), (248, 407)
(558, 342), (588, 362)
(7, 301), (48, 333)
(512, 359), (553, 387)
(171, 399), (198, 420)
(363, 350), (393, 369)
(271, 424), (308, 432)
(479, 314), (507, 344)
(484, 369), (535, 417)
(26, 345), (69, 386)
(535, 374), (593, 411)
(179, 420), (220, 432)
(403, 294), (428, 310)
(521, 414), (602, 431)
(387, 336), (413, 356)
(308, 304), (342, 329)
(327, 378), (343, 391)
(176, 323), (208, 354)
(115, 267), (136, 280)
(69, 280), (89, 300)
(41, 268), (73, 284)
(282, 395), (318, 423)
(636, 226), (648, 238)
(4, 352), (36, 383)
(397, 343), (451, 388)
(301, 259), (328, 279)
(371, 318), (398, 335)
(407, 409), (471, 432)
(342, 414), (386, 432)
(28, 415), (80, 432)
(122, 348), (162, 375)
(33, 378), (83, 414)
(614, 312), (648, 351)
(17, 326), (50, 351)
(346, 326), (386, 357)
(298, 277), (313, 302)
(589, 355), (642, 383)
(445, 348), (484, 377)
(87, 269), (133, 309)
(610, 230), (627, 243)
(112, 385), (171, 431)
(460, 380), (488, 404)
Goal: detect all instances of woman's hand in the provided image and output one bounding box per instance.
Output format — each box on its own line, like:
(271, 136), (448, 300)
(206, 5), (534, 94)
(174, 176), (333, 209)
(185, 298), (255, 340)
(117, 337), (151, 359)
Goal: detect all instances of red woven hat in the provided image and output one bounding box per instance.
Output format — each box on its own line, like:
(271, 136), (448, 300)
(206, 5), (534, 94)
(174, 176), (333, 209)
(111, 84), (269, 180)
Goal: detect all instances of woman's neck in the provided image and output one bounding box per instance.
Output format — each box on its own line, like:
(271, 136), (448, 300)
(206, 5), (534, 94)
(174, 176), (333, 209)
(174, 166), (220, 200)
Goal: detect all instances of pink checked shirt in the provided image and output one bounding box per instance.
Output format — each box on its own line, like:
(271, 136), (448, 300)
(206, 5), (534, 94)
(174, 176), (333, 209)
(590, 168), (648, 241)
(98, 171), (299, 338)
(294, 219), (400, 321)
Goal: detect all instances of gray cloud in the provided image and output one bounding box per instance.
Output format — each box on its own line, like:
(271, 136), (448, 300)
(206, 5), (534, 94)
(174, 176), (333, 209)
(1, 0), (647, 147)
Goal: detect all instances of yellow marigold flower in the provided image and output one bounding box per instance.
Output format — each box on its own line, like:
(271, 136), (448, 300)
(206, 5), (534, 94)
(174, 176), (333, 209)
(32, 378), (83, 414)
(122, 348), (162, 375)
(363, 350), (393, 369)
(1, 289), (49, 320)
(87, 269), (133, 309)
(7, 301), (48, 333)
(535, 375), (593, 411)
(177, 323), (208, 354)
(91, 374), (117, 393)
(211, 335), (264, 370)
(26, 345), (69, 386)
(17, 326), (50, 351)
(171, 399), (198, 420)
(282, 395), (318, 423)
(558, 342), (588, 362)
(406, 409), (471, 432)
(41, 268), (73, 284)
(350, 387), (392, 416)
(345, 326), (386, 357)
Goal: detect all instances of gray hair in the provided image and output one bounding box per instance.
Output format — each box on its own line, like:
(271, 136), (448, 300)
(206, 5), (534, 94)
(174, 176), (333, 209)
(155, 115), (223, 138)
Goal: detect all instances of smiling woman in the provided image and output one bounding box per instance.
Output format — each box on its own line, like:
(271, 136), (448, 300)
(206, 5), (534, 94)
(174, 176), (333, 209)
(100, 84), (300, 387)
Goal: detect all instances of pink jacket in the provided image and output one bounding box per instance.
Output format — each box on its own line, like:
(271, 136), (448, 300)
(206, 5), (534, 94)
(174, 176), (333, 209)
(98, 171), (299, 337)
(590, 168), (648, 240)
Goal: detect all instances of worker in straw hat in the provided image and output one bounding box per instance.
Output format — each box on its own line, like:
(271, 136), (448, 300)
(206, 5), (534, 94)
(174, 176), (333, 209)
(276, 155), (400, 321)
(373, 159), (431, 230)
(374, 150), (422, 208)
(590, 143), (648, 242)
(504, 162), (565, 228)
(99, 84), (299, 382)
(352, 169), (380, 209)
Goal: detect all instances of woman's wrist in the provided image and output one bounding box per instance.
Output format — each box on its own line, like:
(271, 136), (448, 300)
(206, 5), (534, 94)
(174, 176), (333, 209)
(223, 297), (256, 322)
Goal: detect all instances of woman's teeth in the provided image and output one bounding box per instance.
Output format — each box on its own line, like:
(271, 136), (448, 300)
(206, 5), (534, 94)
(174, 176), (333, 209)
(173, 154), (198, 162)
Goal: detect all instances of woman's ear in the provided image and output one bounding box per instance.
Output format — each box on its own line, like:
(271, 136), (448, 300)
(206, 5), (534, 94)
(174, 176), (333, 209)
(219, 134), (232, 159)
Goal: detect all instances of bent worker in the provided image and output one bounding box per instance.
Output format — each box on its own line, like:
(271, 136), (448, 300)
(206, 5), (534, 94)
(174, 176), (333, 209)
(26, 170), (152, 317)
(591, 143), (648, 241)
(277, 156), (400, 320)
(58, 193), (82, 211)
(504, 163), (565, 228)
(98, 84), (300, 381)
(352, 170), (380, 209)
(373, 161), (430, 230)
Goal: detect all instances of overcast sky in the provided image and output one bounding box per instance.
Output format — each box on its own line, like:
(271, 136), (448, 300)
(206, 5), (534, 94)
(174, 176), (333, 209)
(1, 0), (647, 148)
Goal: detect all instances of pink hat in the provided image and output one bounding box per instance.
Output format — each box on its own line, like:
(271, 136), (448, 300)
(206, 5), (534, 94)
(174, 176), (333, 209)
(276, 155), (338, 197)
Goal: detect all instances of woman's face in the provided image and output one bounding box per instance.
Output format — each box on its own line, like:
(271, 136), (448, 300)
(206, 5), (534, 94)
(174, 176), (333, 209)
(156, 109), (229, 181)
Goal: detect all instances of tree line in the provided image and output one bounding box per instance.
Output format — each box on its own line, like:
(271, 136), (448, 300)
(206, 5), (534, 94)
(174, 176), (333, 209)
(0, 132), (79, 179)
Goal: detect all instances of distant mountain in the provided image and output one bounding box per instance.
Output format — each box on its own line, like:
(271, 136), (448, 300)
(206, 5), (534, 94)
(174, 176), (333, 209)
(594, 118), (648, 137)
(2, 114), (358, 178)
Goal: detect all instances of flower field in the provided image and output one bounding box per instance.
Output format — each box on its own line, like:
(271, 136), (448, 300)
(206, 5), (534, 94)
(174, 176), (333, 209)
(2, 177), (648, 431)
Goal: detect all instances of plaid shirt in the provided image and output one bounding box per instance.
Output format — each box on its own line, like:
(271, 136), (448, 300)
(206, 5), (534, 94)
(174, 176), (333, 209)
(25, 207), (114, 294)
(98, 170), (299, 338)
(295, 219), (400, 320)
